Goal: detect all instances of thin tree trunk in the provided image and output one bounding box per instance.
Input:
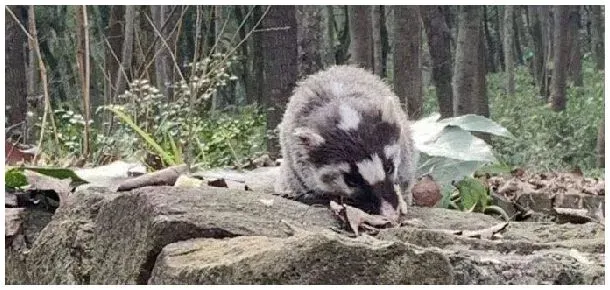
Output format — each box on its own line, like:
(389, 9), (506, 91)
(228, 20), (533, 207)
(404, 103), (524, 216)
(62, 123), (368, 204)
(297, 5), (324, 78)
(262, 6), (298, 159)
(322, 6), (336, 66)
(483, 6), (497, 73)
(25, 6), (38, 97)
(421, 5), (453, 119)
(75, 6), (91, 157)
(529, 6), (545, 91)
(335, 5), (351, 65)
(567, 6), (583, 87)
(115, 5), (135, 98)
(512, 6), (523, 65)
(372, 5), (383, 76)
(550, 6), (569, 111)
(5, 5), (28, 127)
(349, 6), (373, 70)
(504, 6), (515, 96)
(151, 5), (180, 100)
(380, 6), (389, 78)
(494, 6), (505, 71)
(105, 5), (124, 103)
(26, 5), (60, 155)
(394, 6), (423, 120)
(596, 117), (605, 168)
(590, 5), (604, 70)
(453, 6), (482, 116)
(251, 5), (264, 105)
(541, 6), (553, 98)
(475, 23), (489, 118)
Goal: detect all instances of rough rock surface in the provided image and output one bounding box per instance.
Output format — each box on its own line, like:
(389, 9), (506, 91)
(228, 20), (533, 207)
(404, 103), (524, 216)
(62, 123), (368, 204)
(5, 184), (605, 285)
(149, 231), (453, 284)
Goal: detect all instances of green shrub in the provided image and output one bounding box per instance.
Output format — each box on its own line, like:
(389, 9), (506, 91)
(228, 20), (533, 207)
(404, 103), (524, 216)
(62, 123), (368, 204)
(488, 61), (604, 175)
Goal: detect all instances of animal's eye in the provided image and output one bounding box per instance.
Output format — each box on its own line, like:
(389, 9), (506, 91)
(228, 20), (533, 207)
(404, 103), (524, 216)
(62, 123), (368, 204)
(384, 161), (394, 174)
(343, 173), (360, 188)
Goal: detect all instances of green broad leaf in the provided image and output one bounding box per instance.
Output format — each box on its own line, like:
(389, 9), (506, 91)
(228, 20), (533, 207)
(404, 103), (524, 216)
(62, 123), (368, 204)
(5, 168), (29, 189)
(418, 126), (497, 162)
(439, 186), (457, 209)
(438, 114), (514, 138)
(417, 155), (486, 190)
(454, 177), (488, 212)
(21, 166), (89, 185)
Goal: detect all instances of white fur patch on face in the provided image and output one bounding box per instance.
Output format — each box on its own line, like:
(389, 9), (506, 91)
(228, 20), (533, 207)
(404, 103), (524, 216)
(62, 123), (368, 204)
(337, 105), (361, 131)
(384, 144), (401, 180)
(356, 154), (385, 185)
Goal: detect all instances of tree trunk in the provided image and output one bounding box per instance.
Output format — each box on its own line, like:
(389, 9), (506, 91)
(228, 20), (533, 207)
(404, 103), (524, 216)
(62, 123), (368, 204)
(394, 6), (423, 120)
(550, 6), (569, 111)
(512, 6), (523, 65)
(380, 6), (389, 78)
(453, 6), (482, 116)
(590, 5), (604, 70)
(297, 5), (324, 78)
(421, 5), (453, 119)
(105, 5), (124, 103)
(372, 5), (383, 76)
(483, 6), (497, 73)
(475, 23), (489, 118)
(504, 6), (515, 96)
(251, 5), (264, 105)
(25, 6), (38, 97)
(541, 6), (553, 98)
(493, 6), (505, 71)
(115, 5), (135, 99)
(261, 6), (298, 159)
(596, 117), (605, 168)
(151, 5), (180, 100)
(322, 6), (336, 66)
(348, 6), (373, 70)
(5, 6), (28, 128)
(528, 6), (545, 91)
(567, 6), (583, 87)
(75, 6), (91, 157)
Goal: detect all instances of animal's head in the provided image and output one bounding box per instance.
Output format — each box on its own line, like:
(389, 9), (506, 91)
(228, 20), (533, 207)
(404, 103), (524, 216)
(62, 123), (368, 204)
(293, 102), (405, 218)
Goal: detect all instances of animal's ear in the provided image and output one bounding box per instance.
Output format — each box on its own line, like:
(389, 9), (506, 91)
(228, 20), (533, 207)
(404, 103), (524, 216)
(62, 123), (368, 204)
(293, 127), (325, 148)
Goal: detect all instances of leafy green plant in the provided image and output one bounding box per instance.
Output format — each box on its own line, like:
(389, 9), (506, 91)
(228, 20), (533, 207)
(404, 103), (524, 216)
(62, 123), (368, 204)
(412, 113), (513, 188)
(103, 105), (179, 166)
(442, 177), (509, 221)
(411, 113), (513, 216)
(488, 62), (604, 175)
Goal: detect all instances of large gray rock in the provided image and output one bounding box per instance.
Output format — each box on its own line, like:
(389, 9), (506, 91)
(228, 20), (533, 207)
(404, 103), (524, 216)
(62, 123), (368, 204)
(23, 188), (117, 284)
(5, 184), (605, 285)
(90, 186), (338, 284)
(377, 220), (605, 284)
(149, 231), (453, 284)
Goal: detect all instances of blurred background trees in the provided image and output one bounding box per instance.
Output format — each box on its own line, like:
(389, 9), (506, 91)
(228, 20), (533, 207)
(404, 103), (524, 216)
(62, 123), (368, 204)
(4, 5), (605, 175)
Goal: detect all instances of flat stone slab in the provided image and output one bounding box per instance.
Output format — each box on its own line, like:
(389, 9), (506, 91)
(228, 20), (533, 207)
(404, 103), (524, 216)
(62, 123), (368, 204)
(149, 230), (453, 284)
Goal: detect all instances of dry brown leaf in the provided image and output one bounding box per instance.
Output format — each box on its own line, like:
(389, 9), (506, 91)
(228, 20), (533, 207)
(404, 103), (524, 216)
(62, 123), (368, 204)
(329, 201), (393, 236)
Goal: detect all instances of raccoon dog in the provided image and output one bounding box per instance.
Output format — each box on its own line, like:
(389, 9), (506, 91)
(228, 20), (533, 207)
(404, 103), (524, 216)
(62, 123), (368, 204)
(275, 65), (417, 220)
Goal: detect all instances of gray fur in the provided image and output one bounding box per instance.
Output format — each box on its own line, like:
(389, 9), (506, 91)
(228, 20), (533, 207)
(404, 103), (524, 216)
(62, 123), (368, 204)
(275, 65), (417, 216)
